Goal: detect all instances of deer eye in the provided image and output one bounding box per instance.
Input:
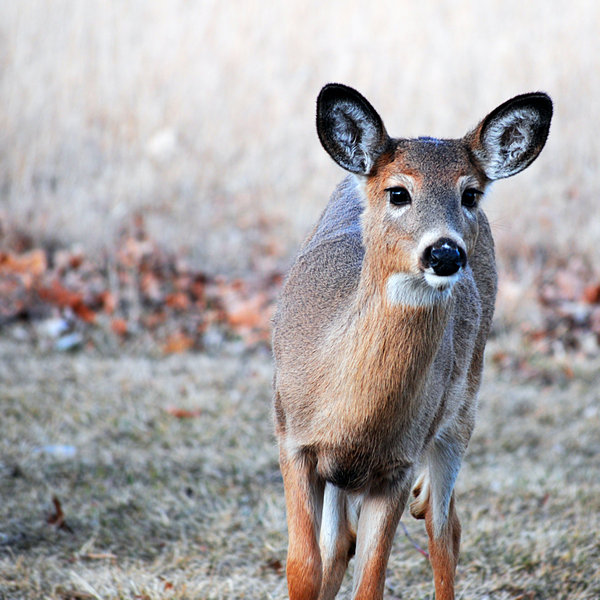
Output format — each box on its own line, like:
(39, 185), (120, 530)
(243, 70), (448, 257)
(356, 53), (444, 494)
(461, 188), (482, 208)
(386, 187), (411, 206)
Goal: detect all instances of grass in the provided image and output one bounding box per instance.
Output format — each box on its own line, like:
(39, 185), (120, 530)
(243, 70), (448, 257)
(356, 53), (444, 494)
(1, 336), (599, 599)
(1, 1), (600, 598)
(0, 340), (286, 599)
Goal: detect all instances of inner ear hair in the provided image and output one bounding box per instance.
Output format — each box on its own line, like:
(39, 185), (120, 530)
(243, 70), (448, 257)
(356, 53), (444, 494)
(317, 84), (390, 175)
(487, 106), (543, 168)
(470, 92), (552, 180)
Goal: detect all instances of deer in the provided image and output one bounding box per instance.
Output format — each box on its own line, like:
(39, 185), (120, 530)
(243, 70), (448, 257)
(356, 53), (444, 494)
(272, 83), (552, 600)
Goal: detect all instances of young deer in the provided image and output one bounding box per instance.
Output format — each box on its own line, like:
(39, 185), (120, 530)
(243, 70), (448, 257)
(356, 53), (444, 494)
(272, 84), (552, 600)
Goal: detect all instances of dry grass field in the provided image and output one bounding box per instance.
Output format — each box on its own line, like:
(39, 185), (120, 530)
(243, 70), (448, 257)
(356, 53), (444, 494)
(1, 338), (599, 599)
(1, 1), (600, 599)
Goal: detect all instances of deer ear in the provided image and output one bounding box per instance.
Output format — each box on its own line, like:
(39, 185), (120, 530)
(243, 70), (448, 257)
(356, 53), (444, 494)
(467, 93), (553, 180)
(317, 84), (390, 175)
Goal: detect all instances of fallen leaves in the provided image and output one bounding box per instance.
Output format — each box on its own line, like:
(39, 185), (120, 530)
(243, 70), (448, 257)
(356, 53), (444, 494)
(218, 276), (278, 345)
(38, 280), (97, 324)
(2, 218), (599, 358)
(110, 317), (128, 337)
(0, 248), (47, 278)
(0, 218), (280, 353)
(500, 254), (600, 358)
(532, 257), (600, 355)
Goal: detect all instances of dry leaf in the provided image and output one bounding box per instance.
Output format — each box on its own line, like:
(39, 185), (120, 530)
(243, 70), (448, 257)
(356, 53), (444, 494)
(0, 249), (47, 276)
(72, 303), (97, 324)
(47, 496), (74, 534)
(54, 249), (84, 272)
(142, 311), (167, 329)
(262, 558), (284, 575)
(140, 272), (162, 302)
(165, 292), (190, 310)
(225, 292), (268, 329)
(111, 318), (128, 336)
(583, 283), (600, 304)
(98, 290), (117, 314)
(38, 280), (97, 323)
(162, 331), (194, 354)
(164, 406), (202, 419)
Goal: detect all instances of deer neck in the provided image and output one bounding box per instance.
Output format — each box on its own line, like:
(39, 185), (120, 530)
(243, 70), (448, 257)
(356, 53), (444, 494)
(337, 251), (452, 410)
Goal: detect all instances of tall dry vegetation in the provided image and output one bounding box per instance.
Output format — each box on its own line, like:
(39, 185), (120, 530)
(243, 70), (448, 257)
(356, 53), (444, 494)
(0, 1), (598, 313)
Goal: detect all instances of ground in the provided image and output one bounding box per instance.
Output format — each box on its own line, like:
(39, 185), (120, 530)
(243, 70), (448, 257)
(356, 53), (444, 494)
(1, 2), (600, 598)
(1, 331), (598, 600)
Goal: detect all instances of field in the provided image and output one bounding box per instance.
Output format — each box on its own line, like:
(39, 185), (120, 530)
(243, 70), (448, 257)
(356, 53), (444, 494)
(1, 338), (599, 599)
(1, 1), (600, 599)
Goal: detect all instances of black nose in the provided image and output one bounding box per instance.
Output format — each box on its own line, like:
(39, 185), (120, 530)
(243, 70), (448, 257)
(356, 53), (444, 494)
(422, 238), (467, 276)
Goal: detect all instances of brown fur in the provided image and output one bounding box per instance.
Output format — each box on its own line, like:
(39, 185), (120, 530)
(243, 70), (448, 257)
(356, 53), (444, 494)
(280, 448), (324, 600)
(426, 493), (461, 600)
(273, 84), (552, 599)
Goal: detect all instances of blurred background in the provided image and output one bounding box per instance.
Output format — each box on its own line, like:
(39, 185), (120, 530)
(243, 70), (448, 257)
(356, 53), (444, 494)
(1, 0), (598, 277)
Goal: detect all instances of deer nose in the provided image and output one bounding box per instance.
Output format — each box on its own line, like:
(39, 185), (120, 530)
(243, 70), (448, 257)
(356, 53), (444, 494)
(421, 238), (467, 277)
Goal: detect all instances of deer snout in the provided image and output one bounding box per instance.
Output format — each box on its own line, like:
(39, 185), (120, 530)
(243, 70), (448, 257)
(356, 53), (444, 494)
(422, 238), (467, 276)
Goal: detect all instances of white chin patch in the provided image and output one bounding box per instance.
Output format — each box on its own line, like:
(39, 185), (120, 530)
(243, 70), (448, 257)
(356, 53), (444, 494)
(386, 272), (457, 307)
(424, 271), (461, 291)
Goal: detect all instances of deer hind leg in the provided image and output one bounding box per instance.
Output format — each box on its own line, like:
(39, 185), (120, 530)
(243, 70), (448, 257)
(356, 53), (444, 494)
(280, 447), (325, 600)
(351, 481), (411, 600)
(412, 437), (463, 600)
(318, 483), (355, 600)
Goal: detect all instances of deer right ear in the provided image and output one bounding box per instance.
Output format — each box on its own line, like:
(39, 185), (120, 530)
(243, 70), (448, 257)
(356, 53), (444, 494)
(317, 84), (390, 176)
(467, 92), (553, 180)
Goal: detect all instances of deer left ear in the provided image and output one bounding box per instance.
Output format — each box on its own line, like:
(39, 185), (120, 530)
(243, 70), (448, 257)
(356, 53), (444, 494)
(466, 93), (553, 180)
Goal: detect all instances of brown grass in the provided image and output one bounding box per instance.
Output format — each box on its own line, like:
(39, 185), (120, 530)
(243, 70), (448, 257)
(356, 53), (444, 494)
(1, 2), (599, 599)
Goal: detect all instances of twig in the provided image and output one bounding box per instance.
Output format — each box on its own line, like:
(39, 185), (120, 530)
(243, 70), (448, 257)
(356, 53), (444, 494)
(80, 553), (118, 562)
(400, 521), (429, 559)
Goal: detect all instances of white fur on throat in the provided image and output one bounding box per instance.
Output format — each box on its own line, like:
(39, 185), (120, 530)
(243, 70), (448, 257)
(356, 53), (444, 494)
(424, 270), (462, 290)
(386, 272), (458, 307)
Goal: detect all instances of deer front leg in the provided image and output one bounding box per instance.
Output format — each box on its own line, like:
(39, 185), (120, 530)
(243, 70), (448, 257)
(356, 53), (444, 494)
(280, 447), (324, 600)
(351, 481), (411, 600)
